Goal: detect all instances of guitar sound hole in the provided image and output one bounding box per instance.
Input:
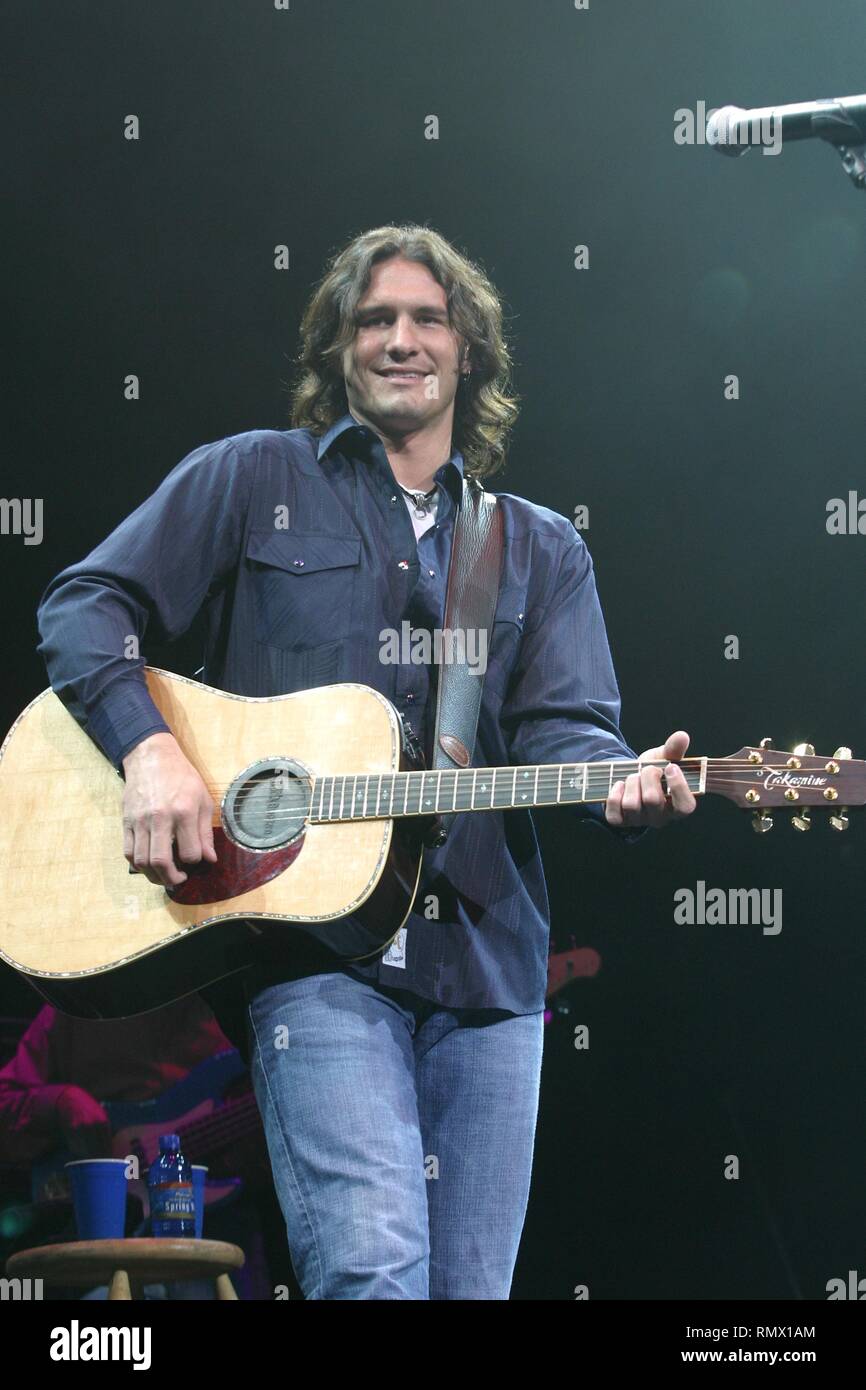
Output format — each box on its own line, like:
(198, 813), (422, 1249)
(222, 758), (311, 851)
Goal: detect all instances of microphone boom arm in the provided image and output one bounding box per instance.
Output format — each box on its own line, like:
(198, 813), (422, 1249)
(708, 95), (866, 192)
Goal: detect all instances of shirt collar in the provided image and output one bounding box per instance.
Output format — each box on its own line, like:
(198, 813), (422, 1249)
(316, 410), (465, 504)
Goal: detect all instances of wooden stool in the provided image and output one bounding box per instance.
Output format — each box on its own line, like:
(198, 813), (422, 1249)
(6, 1238), (245, 1300)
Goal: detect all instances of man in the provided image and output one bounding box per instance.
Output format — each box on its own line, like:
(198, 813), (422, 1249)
(37, 224), (696, 1300)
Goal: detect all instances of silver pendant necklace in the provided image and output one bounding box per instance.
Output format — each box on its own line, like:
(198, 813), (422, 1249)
(399, 483), (436, 519)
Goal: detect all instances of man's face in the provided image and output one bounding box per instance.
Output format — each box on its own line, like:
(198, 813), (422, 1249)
(341, 255), (465, 436)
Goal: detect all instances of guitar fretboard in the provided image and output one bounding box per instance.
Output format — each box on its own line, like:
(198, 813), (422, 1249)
(308, 758), (707, 822)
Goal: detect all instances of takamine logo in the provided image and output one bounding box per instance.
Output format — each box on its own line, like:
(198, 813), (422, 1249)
(759, 770), (827, 790)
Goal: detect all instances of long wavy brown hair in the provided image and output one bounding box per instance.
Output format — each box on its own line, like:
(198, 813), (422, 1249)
(288, 224), (519, 480)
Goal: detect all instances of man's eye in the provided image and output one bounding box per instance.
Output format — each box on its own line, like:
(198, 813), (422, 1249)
(359, 315), (443, 326)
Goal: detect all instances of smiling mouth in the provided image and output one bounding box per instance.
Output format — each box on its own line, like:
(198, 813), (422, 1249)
(377, 370), (426, 382)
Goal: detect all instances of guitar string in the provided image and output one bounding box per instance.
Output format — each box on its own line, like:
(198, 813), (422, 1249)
(163, 1097), (260, 1152)
(190, 757), (815, 798)
(192, 758), (833, 787)
(152, 1112), (259, 1155)
(180, 760), (846, 824)
(192, 767), (762, 809)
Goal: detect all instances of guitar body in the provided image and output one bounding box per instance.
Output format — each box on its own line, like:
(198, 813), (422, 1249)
(0, 671), (424, 1018)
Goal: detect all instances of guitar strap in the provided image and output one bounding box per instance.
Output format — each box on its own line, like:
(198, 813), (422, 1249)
(426, 474), (504, 846)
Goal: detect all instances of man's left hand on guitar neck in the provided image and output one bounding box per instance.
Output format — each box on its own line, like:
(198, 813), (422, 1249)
(604, 730), (697, 829)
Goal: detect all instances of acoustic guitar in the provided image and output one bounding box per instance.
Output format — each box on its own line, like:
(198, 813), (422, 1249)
(0, 669), (861, 1018)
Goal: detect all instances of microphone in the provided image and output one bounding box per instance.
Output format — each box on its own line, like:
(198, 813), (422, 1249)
(706, 94), (866, 157)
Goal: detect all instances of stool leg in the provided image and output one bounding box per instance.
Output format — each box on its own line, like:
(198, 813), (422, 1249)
(108, 1268), (132, 1300)
(215, 1272), (237, 1300)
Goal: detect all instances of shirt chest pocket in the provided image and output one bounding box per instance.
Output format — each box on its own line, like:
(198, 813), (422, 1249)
(483, 584), (527, 693)
(246, 530), (362, 649)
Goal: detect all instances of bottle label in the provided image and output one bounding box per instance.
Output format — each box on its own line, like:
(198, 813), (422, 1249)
(150, 1181), (195, 1222)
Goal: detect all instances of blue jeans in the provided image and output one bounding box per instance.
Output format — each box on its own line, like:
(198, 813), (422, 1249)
(247, 969), (544, 1299)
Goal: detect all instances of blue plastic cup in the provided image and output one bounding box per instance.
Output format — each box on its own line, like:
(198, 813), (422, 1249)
(65, 1159), (129, 1239)
(191, 1165), (208, 1239)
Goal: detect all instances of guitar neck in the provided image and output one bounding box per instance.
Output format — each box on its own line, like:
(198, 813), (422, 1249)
(173, 1091), (261, 1161)
(308, 757), (707, 822)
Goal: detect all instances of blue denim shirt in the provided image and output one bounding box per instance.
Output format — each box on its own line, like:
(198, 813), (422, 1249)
(36, 413), (640, 1014)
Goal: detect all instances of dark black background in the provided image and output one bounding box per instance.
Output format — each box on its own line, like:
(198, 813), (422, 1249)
(2, 0), (864, 1298)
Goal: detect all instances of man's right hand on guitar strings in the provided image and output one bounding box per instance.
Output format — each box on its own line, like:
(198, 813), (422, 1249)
(122, 732), (218, 888)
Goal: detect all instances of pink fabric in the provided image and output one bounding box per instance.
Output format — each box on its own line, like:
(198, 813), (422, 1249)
(0, 1000), (231, 1165)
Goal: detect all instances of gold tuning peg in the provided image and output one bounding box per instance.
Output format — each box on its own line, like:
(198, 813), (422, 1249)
(759, 737), (774, 750)
(793, 742), (815, 757)
(791, 809), (811, 832)
(752, 810), (774, 834)
(826, 750), (851, 831)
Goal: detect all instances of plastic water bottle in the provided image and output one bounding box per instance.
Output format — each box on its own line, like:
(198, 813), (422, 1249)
(148, 1133), (195, 1238)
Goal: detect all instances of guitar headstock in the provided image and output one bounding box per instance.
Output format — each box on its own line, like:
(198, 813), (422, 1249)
(706, 739), (865, 832)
